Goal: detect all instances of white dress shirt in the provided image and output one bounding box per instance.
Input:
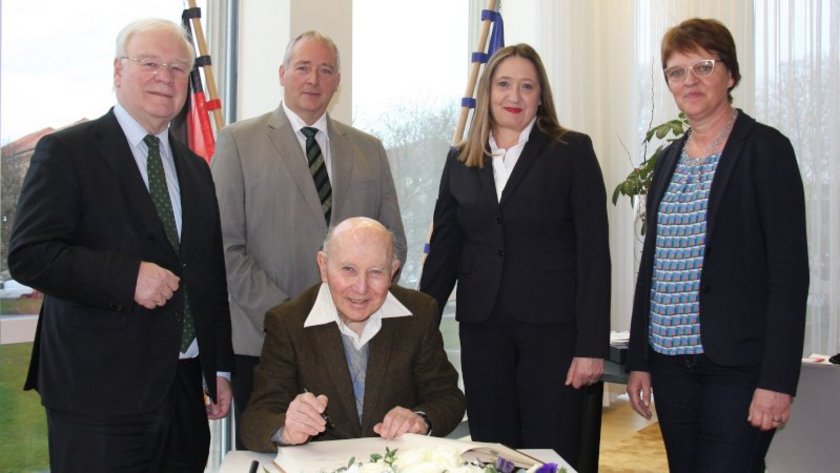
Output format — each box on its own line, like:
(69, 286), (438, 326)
(489, 117), (537, 202)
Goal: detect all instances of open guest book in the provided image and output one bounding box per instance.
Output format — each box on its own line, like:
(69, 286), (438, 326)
(274, 433), (545, 472)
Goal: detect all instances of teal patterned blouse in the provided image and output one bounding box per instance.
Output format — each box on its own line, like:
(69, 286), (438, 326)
(649, 147), (721, 355)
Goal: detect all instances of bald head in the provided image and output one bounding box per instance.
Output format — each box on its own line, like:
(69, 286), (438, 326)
(322, 217), (396, 263)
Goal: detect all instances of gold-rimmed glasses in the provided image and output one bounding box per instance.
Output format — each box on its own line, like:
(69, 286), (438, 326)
(121, 56), (191, 79)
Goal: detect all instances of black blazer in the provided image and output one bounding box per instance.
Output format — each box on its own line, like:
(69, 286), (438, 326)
(9, 109), (233, 416)
(627, 111), (809, 396)
(420, 128), (611, 358)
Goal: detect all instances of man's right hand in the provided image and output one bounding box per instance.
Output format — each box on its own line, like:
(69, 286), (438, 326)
(134, 261), (180, 309)
(282, 392), (329, 445)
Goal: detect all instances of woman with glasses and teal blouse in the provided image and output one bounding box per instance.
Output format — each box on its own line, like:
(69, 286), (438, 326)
(626, 18), (809, 473)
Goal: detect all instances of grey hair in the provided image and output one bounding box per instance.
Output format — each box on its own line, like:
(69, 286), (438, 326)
(282, 30), (341, 71)
(115, 18), (196, 68)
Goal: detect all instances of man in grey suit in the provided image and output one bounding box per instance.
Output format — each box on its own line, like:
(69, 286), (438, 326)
(241, 217), (464, 451)
(211, 30), (407, 445)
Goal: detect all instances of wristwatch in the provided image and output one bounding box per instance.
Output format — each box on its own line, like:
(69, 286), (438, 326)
(414, 411), (432, 435)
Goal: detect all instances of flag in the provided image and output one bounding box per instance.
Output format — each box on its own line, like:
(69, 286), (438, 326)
(487, 9), (505, 58)
(171, 9), (217, 163)
(185, 66), (216, 162)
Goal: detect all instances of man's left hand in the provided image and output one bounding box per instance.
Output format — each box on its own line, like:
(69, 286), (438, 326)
(565, 357), (604, 389)
(206, 376), (232, 420)
(373, 406), (428, 439)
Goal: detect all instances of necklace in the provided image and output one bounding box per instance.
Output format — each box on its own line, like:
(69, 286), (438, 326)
(684, 108), (738, 162)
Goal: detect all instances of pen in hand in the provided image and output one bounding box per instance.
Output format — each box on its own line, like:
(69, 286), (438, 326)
(303, 388), (335, 429)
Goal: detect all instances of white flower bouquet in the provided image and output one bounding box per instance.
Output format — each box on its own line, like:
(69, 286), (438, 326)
(328, 445), (567, 473)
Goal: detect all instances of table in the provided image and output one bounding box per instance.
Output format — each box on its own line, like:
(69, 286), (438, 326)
(219, 447), (574, 473)
(765, 360), (840, 472)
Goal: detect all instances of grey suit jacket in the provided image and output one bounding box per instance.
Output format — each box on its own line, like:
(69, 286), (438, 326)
(211, 106), (407, 356)
(240, 284), (466, 452)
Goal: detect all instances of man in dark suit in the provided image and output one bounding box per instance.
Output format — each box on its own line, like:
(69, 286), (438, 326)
(210, 31), (406, 446)
(241, 217), (464, 452)
(8, 18), (233, 473)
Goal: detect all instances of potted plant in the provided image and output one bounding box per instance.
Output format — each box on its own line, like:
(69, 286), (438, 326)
(612, 113), (689, 235)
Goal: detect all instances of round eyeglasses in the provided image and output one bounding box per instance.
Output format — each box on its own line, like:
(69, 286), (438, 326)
(663, 59), (717, 83)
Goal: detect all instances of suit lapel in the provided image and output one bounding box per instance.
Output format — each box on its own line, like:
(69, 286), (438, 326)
(498, 129), (548, 207)
(704, 110), (752, 239)
(327, 118), (352, 218)
(310, 323), (363, 436)
(92, 110), (175, 258)
(267, 108), (326, 226)
(170, 138), (198, 260)
(648, 135), (686, 218)
(477, 155), (499, 206)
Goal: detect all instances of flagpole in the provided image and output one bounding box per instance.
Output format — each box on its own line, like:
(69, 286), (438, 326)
(451, 0), (499, 145)
(188, 0), (225, 130)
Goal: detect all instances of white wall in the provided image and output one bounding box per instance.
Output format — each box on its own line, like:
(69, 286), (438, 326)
(236, 0), (290, 121)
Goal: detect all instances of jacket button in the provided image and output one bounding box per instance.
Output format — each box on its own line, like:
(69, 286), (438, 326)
(495, 216), (502, 224)
(497, 249), (504, 257)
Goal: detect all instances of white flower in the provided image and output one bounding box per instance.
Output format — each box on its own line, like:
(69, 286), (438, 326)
(448, 465), (488, 473)
(391, 446), (463, 473)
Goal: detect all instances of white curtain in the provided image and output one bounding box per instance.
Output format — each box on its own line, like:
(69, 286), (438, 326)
(503, 0), (840, 356)
(753, 0), (840, 356)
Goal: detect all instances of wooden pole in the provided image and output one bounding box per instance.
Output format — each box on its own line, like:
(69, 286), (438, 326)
(188, 0), (225, 130)
(451, 0), (498, 145)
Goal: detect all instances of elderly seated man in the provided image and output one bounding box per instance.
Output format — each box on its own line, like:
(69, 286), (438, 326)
(241, 217), (466, 451)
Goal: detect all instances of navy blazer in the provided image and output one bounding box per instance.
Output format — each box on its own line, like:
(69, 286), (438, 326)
(420, 127), (611, 359)
(10, 109), (233, 415)
(626, 110), (809, 396)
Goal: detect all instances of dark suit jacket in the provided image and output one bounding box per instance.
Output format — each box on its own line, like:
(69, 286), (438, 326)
(627, 111), (809, 396)
(9, 109), (233, 415)
(420, 128), (611, 359)
(240, 284), (466, 453)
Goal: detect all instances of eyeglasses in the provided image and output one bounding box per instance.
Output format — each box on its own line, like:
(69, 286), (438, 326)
(663, 59), (717, 83)
(121, 56), (191, 79)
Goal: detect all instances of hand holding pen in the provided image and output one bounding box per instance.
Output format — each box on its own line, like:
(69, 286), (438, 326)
(280, 388), (334, 445)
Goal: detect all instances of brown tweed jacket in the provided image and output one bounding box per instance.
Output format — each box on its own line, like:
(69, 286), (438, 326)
(241, 283), (466, 452)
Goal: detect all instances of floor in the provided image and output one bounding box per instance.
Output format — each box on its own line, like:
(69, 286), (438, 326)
(600, 392), (658, 446)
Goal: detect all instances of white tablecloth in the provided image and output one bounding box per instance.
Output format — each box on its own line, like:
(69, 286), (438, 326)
(220, 447), (575, 473)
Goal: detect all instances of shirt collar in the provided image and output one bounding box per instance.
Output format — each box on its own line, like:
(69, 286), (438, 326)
(282, 101), (329, 137)
(304, 283), (413, 350)
(489, 117), (537, 154)
(113, 103), (173, 158)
